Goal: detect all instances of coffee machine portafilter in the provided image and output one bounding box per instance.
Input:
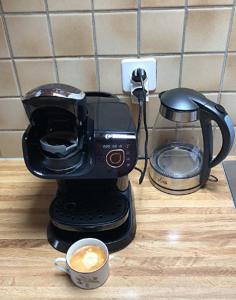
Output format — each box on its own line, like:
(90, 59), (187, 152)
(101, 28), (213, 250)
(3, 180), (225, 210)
(22, 83), (137, 253)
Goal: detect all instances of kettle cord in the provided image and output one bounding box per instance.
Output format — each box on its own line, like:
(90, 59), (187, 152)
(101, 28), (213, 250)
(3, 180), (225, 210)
(208, 174), (218, 182)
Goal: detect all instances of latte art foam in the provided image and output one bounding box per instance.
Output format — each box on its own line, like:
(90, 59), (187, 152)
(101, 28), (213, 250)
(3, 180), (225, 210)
(69, 245), (106, 273)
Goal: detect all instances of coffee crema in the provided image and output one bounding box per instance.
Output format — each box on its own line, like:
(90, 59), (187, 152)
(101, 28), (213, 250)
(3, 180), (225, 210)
(69, 245), (106, 273)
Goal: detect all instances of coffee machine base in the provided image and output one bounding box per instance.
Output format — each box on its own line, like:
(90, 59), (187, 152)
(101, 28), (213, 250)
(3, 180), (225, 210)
(47, 181), (136, 253)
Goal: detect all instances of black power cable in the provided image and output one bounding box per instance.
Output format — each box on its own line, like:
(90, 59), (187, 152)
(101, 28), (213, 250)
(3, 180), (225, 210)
(136, 99), (143, 138)
(208, 174), (218, 182)
(132, 68), (149, 184)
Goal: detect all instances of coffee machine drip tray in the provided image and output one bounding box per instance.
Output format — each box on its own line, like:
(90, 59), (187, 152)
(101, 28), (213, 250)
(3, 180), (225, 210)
(50, 192), (129, 232)
(48, 180), (136, 253)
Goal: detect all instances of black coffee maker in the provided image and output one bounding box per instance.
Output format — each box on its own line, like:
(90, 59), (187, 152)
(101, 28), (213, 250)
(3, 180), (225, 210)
(22, 83), (137, 253)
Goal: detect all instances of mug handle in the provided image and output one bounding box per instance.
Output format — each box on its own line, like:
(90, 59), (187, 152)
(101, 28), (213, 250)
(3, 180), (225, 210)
(54, 258), (70, 274)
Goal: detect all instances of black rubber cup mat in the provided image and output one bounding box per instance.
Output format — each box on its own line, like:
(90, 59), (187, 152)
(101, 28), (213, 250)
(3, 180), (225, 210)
(49, 192), (129, 231)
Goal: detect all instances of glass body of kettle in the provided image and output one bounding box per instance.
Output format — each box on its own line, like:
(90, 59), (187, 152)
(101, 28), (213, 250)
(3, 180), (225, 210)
(150, 113), (203, 182)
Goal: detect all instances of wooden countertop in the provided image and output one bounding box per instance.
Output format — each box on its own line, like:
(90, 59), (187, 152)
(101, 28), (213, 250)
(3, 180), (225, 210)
(1, 160), (236, 299)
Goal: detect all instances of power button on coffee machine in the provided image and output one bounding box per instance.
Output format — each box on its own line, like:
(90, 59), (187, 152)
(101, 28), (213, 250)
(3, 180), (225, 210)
(106, 149), (125, 168)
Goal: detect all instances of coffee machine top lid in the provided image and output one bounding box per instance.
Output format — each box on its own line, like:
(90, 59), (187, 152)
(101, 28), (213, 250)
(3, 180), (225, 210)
(159, 88), (201, 122)
(24, 83), (85, 102)
(22, 83), (87, 124)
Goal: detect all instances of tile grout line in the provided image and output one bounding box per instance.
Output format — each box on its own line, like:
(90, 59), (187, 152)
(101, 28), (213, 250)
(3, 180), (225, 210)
(91, 0), (100, 91)
(137, 0), (141, 57)
(217, 1), (236, 105)
(1, 5), (234, 15)
(44, 0), (59, 83)
(0, 1), (22, 98)
(1, 50), (235, 61)
(0, 129), (26, 132)
(178, 0), (188, 88)
(141, 5), (234, 10)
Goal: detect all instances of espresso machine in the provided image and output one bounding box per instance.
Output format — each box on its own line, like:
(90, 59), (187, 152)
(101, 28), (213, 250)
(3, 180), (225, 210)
(22, 83), (137, 253)
(149, 88), (235, 195)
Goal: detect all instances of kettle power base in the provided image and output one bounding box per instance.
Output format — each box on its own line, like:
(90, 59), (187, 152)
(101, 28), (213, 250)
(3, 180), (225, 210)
(47, 183), (136, 253)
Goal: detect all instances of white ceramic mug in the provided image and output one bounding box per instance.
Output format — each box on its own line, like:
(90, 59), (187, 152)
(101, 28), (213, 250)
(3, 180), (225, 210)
(54, 238), (109, 289)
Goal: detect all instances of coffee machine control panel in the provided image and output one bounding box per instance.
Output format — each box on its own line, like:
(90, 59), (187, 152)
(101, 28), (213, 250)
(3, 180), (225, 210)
(95, 133), (137, 176)
(106, 149), (125, 168)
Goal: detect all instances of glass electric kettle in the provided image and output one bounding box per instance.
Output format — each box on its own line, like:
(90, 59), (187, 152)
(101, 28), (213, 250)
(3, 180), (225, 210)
(149, 88), (235, 195)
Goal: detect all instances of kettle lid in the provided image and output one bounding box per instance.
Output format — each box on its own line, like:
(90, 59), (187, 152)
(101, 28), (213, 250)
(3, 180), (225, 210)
(160, 88), (200, 112)
(159, 88), (201, 122)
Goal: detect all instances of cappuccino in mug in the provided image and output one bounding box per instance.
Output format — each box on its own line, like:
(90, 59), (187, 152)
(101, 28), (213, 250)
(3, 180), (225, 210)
(69, 245), (106, 273)
(54, 238), (109, 289)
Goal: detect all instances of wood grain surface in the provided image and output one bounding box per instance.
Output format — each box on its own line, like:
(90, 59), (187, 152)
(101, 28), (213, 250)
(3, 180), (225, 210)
(0, 159), (236, 299)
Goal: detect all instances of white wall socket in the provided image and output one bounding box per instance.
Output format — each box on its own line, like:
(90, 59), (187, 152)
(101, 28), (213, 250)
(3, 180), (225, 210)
(121, 57), (157, 92)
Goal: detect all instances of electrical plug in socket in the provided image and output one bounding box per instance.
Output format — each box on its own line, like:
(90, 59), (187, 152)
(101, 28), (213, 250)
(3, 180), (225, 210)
(121, 58), (157, 93)
(130, 68), (149, 103)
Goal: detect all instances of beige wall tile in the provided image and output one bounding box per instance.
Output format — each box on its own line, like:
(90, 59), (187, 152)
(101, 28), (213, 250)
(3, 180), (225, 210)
(185, 8), (230, 52)
(6, 15), (51, 57)
(2, 0), (45, 12)
(229, 14), (236, 50)
(214, 127), (236, 156)
(47, 0), (91, 10)
(223, 54), (236, 90)
(203, 93), (218, 102)
(0, 60), (18, 96)
(16, 59), (57, 95)
(141, 10), (184, 53)
(57, 58), (97, 91)
(0, 17), (9, 58)
(188, 0), (233, 5)
(50, 14), (94, 56)
(182, 54), (224, 91)
(0, 99), (28, 130)
(0, 131), (23, 157)
(99, 58), (123, 93)
(156, 56), (180, 92)
(95, 12), (137, 55)
(94, 0), (137, 9)
(220, 93), (236, 125)
(141, 0), (185, 7)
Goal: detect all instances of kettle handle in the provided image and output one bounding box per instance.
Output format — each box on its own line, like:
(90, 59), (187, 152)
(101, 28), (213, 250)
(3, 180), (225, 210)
(199, 102), (235, 168)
